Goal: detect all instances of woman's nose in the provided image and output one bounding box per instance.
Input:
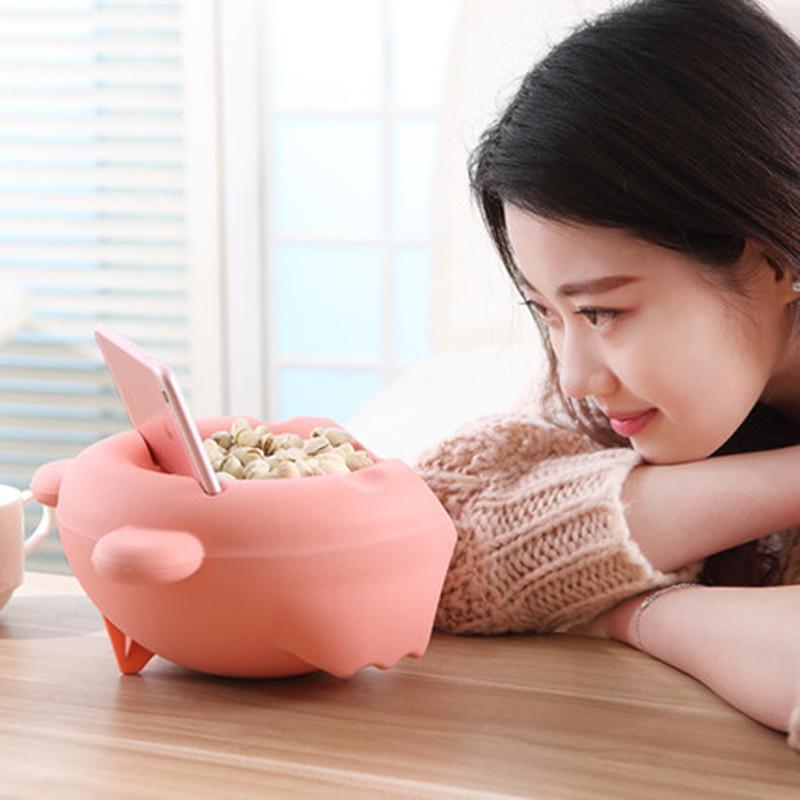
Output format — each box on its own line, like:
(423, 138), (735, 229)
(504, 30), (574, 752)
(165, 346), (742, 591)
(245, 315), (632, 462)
(557, 335), (617, 400)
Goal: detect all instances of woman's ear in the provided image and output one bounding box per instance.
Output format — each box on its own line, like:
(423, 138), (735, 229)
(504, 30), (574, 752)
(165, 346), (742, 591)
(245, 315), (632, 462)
(754, 242), (798, 304)
(786, 273), (800, 300)
(772, 266), (800, 307)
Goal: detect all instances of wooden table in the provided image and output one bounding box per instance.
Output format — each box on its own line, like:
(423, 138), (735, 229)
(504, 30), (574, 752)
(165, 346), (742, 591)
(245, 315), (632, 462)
(0, 572), (798, 799)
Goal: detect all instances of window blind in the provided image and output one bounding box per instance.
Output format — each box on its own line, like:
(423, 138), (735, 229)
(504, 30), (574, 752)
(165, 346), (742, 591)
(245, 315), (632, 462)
(0, 0), (191, 573)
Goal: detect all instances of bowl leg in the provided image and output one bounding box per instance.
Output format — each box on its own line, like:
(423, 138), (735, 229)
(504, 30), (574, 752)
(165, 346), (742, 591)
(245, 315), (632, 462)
(103, 616), (155, 675)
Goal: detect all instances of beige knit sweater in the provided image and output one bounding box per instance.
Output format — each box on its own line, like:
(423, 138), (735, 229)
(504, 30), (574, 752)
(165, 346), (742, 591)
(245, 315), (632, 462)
(413, 409), (798, 636)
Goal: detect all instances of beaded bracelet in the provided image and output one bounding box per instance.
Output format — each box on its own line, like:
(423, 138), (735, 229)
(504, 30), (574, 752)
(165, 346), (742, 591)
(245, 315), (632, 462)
(632, 581), (701, 651)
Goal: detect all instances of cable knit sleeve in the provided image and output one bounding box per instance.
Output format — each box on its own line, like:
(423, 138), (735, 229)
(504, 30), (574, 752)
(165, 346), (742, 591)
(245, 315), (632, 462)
(413, 411), (706, 636)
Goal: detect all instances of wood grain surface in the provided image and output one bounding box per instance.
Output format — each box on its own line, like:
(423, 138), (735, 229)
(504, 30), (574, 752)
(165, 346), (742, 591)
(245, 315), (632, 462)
(0, 572), (797, 799)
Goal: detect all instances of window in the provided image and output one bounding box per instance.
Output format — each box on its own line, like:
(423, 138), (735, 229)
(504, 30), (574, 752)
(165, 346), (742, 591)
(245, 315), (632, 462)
(2, 0), (461, 573)
(219, 0), (459, 421)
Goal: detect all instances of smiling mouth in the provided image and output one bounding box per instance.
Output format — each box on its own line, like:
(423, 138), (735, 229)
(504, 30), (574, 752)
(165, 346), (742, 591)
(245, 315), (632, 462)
(607, 409), (658, 437)
(602, 407), (655, 420)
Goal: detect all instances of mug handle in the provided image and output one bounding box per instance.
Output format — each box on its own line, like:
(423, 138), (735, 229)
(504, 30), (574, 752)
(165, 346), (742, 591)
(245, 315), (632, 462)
(19, 489), (56, 556)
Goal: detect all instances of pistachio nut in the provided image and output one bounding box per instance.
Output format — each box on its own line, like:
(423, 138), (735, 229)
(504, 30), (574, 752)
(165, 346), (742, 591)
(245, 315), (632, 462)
(323, 427), (350, 447)
(316, 452), (350, 475)
(244, 461), (272, 480)
(273, 461), (302, 479)
(303, 436), (330, 456)
(235, 428), (261, 448)
(278, 446), (306, 462)
(229, 446), (264, 466)
(220, 454), (245, 479)
(272, 433), (293, 451)
(259, 432), (276, 455)
(231, 418), (250, 436)
(288, 433), (305, 449)
(296, 458), (325, 477)
(345, 451), (374, 471)
(210, 430), (234, 450)
(203, 438), (224, 460)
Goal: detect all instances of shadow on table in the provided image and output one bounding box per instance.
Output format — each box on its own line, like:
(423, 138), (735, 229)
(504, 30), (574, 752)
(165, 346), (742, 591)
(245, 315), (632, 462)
(0, 594), (104, 639)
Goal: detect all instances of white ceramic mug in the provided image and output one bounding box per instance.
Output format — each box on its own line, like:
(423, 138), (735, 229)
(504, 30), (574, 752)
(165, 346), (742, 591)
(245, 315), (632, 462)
(0, 484), (56, 611)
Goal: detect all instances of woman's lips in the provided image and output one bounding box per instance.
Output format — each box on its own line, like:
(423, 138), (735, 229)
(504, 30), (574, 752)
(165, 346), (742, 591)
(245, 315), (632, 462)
(608, 409), (658, 437)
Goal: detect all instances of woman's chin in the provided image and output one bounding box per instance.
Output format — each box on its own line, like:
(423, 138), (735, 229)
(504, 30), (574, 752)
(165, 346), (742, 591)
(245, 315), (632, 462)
(631, 440), (721, 466)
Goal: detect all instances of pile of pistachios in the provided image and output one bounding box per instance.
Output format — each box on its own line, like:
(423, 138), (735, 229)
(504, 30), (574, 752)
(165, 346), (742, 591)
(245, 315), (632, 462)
(203, 418), (375, 482)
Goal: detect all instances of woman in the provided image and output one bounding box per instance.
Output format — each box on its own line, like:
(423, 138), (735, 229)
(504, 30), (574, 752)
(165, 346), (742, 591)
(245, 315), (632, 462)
(415, 0), (800, 749)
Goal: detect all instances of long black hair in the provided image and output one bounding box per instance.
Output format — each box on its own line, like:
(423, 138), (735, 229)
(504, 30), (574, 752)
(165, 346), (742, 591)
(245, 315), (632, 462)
(469, 0), (800, 447)
(469, 0), (800, 586)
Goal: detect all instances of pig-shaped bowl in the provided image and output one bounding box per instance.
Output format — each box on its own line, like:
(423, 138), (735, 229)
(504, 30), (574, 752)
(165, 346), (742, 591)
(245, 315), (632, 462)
(29, 415), (458, 679)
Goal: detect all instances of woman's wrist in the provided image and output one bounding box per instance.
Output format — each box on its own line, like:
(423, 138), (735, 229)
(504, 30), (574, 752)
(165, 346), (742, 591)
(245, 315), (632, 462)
(601, 593), (649, 645)
(631, 582), (702, 650)
(603, 582), (705, 648)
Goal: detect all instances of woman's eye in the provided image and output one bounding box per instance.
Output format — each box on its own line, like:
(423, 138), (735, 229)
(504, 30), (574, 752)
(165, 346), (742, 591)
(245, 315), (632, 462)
(576, 307), (620, 327)
(519, 300), (555, 323)
(518, 300), (620, 329)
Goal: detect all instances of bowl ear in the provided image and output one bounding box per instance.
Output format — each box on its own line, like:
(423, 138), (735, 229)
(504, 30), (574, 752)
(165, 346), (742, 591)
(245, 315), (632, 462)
(91, 526), (205, 585)
(30, 458), (73, 508)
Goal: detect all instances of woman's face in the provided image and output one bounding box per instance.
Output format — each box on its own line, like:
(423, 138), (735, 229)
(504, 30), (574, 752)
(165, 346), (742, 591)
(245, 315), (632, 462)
(504, 203), (799, 464)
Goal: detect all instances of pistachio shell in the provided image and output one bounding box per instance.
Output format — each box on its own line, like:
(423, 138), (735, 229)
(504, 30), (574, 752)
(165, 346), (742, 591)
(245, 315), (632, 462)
(279, 446), (306, 462)
(273, 461), (301, 479)
(258, 431), (275, 455)
(303, 436), (330, 456)
(203, 438), (223, 459)
(272, 433), (293, 450)
(231, 418), (250, 436)
(345, 451), (374, 471)
(236, 428), (261, 448)
(260, 433), (276, 455)
(296, 458), (324, 477)
(221, 454), (244, 479)
(323, 427), (350, 447)
(210, 431), (234, 450)
(229, 446), (264, 465)
(244, 462), (272, 480)
(317, 452), (349, 475)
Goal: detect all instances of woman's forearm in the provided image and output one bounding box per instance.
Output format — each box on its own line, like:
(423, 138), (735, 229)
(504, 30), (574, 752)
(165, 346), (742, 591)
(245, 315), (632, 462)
(621, 445), (800, 573)
(605, 584), (800, 736)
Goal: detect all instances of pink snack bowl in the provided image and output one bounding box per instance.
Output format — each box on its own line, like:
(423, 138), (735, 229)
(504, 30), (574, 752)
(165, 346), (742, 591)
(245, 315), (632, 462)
(29, 415), (457, 679)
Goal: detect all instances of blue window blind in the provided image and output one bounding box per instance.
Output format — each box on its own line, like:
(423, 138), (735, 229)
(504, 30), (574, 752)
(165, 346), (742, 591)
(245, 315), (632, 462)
(0, 0), (189, 573)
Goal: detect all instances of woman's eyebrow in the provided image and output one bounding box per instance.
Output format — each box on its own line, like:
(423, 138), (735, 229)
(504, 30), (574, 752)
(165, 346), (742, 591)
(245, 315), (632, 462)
(516, 272), (642, 298)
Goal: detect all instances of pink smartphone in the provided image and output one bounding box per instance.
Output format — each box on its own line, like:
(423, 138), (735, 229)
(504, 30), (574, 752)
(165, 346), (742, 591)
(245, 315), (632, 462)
(94, 322), (222, 495)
